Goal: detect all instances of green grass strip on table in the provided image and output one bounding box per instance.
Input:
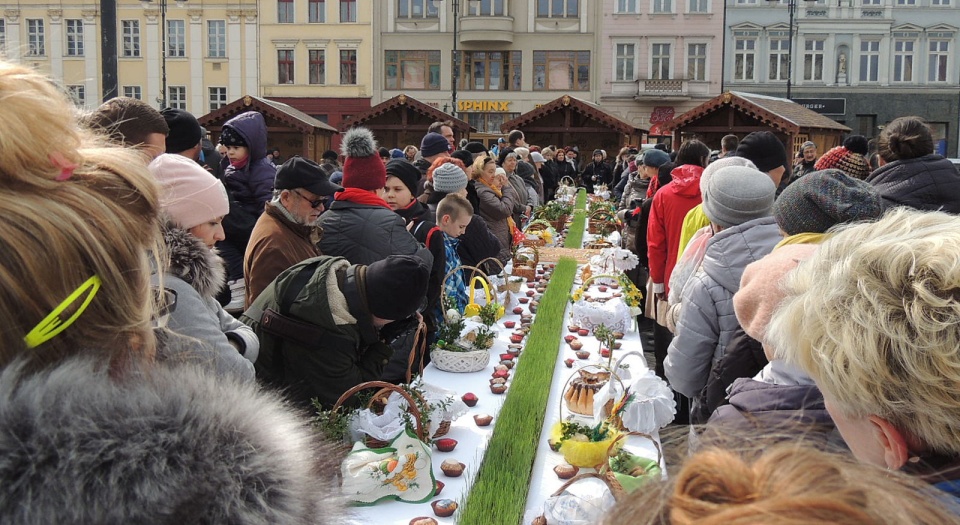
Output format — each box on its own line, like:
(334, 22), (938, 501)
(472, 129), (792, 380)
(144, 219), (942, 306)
(459, 257), (578, 525)
(562, 188), (588, 249)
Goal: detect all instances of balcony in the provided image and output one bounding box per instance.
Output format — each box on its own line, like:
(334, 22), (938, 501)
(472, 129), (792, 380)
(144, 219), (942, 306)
(459, 16), (514, 43)
(636, 79), (689, 100)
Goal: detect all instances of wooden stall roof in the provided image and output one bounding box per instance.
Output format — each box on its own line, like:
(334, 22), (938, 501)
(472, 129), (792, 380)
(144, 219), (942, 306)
(198, 95), (338, 134)
(661, 92), (851, 134)
(500, 95), (648, 135)
(339, 94), (474, 132)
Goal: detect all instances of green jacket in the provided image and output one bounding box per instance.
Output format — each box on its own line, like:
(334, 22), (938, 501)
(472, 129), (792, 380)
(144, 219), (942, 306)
(241, 256), (392, 410)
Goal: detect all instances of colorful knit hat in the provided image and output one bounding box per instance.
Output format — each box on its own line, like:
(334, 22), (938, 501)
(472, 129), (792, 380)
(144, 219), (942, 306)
(813, 146), (871, 180)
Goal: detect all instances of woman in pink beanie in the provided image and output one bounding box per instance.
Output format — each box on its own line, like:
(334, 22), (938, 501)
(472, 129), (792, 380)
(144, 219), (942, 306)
(149, 153), (258, 381)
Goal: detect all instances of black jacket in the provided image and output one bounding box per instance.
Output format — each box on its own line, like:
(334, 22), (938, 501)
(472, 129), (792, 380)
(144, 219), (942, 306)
(581, 161), (613, 193)
(425, 189), (501, 273)
(319, 199), (431, 267)
(867, 154), (960, 213)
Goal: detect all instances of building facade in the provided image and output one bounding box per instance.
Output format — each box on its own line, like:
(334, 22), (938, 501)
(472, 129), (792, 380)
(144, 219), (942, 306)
(598, 0), (726, 142)
(725, 0), (960, 156)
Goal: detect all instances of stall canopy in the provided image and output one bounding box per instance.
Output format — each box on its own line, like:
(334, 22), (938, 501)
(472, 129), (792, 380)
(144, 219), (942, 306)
(661, 91), (851, 155)
(500, 95), (646, 155)
(340, 94), (473, 149)
(199, 95), (338, 161)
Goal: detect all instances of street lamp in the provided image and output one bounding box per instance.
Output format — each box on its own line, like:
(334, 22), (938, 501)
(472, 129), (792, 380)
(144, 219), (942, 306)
(432, 0), (478, 118)
(141, 0), (185, 108)
(765, 0), (814, 99)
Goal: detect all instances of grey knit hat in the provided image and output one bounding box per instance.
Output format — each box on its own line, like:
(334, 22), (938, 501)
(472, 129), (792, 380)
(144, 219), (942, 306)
(432, 162), (468, 194)
(702, 165), (776, 228)
(774, 169), (883, 235)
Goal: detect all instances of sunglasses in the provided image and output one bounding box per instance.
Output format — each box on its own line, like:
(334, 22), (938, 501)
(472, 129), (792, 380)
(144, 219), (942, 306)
(294, 189), (325, 209)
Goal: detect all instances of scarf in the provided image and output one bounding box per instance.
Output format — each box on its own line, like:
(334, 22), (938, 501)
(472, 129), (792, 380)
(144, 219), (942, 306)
(478, 178), (517, 237)
(229, 156), (249, 169)
(437, 233), (467, 322)
(334, 188), (393, 210)
(774, 232), (828, 251)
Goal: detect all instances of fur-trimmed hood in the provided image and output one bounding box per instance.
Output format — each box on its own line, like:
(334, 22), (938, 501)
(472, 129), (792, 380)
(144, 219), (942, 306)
(0, 355), (350, 524)
(162, 221), (225, 299)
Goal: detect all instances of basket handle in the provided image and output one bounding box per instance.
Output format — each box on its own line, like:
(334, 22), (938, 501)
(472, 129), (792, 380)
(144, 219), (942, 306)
(474, 257), (507, 279)
(404, 321), (428, 384)
(331, 380), (427, 442)
(602, 431), (663, 468)
(440, 264), (496, 322)
(548, 471), (628, 502)
(558, 363), (626, 422)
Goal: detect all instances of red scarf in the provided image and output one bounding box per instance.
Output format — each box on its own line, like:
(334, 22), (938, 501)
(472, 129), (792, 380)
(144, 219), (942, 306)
(334, 188), (393, 210)
(229, 156), (249, 169)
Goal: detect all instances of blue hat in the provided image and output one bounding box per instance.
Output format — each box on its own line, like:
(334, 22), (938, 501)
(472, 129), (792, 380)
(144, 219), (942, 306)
(390, 148), (405, 159)
(641, 149), (671, 168)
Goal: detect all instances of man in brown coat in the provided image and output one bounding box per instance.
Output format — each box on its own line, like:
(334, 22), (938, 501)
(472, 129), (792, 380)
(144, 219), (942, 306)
(243, 156), (341, 307)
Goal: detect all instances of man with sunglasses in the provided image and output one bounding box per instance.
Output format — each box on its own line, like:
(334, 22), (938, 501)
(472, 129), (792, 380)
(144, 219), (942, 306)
(243, 156), (342, 308)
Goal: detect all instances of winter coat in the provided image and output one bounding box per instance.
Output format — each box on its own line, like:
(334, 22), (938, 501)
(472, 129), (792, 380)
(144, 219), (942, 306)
(0, 355), (348, 524)
(581, 160), (613, 193)
(244, 201), (322, 308)
(242, 256), (394, 409)
(517, 161), (544, 206)
(664, 216), (781, 399)
(426, 189), (501, 272)
(707, 377), (832, 434)
(221, 111), (276, 218)
(156, 223), (257, 381)
(551, 159), (577, 187)
(507, 170), (533, 224)
(319, 199), (431, 266)
(694, 326), (767, 424)
(647, 164), (704, 295)
(540, 160), (559, 201)
(866, 154), (960, 213)
(619, 172), (649, 209)
(476, 181), (520, 263)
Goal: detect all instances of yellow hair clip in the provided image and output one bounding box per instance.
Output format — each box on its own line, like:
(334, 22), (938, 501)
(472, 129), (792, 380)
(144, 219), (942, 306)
(24, 275), (102, 348)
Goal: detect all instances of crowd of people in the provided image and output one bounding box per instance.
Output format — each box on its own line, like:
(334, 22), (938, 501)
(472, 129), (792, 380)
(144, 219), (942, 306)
(3, 56), (960, 522)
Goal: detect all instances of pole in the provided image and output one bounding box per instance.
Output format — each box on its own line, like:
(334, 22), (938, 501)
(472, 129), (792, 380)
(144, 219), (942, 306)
(101, 0), (119, 101)
(160, 0), (167, 108)
(452, 0), (459, 118)
(787, 0), (795, 99)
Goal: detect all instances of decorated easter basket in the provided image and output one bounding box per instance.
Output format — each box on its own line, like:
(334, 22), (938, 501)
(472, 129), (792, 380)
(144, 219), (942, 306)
(603, 432), (663, 493)
(587, 209), (619, 235)
(512, 245), (539, 281)
(432, 266), (498, 373)
(569, 274), (633, 333)
(332, 381), (430, 449)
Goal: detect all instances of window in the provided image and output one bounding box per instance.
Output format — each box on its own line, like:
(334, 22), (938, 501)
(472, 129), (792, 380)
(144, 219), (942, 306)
(537, 0), (579, 17)
(167, 20), (185, 58)
(932, 0), (950, 5)
(340, 0), (357, 22)
(861, 0), (881, 4)
(398, 0), (439, 17)
(27, 19), (44, 56)
(278, 0), (294, 23)
(466, 0), (507, 15)
(734, 35), (756, 81)
(309, 0), (326, 22)
(893, 39), (914, 82)
(616, 0), (639, 13)
(0, 20), (5, 50)
(122, 85), (142, 99)
(310, 49), (325, 84)
(385, 50), (440, 89)
(278, 49), (295, 84)
(859, 40), (879, 82)
(687, 43), (706, 80)
(340, 49), (357, 84)
(929, 40), (949, 82)
(67, 85), (85, 106)
(615, 43), (636, 81)
(463, 112), (521, 133)
(122, 20), (140, 57)
(857, 114), (877, 137)
(209, 87), (228, 112)
(803, 38), (824, 81)
(533, 51), (590, 90)
(66, 19), (84, 56)
(651, 43), (671, 79)
(895, 0), (915, 4)
(168, 86), (187, 110)
(653, 0), (673, 12)
(688, 0), (708, 12)
(769, 36), (789, 80)
(208, 20), (226, 58)
(458, 50), (522, 90)
(736, 0), (757, 3)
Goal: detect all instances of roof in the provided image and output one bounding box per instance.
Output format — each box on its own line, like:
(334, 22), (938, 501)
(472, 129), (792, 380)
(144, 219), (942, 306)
(661, 91), (850, 134)
(197, 95), (338, 134)
(500, 95), (647, 135)
(339, 94), (473, 132)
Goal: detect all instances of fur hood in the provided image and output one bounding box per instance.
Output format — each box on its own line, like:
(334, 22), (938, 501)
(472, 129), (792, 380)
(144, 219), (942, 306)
(162, 221), (225, 299)
(0, 355), (350, 524)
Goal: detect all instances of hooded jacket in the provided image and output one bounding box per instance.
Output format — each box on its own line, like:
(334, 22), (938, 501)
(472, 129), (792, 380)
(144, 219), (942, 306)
(319, 199), (431, 267)
(707, 376), (833, 434)
(647, 164), (704, 295)
(0, 356), (348, 524)
(156, 223), (257, 381)
(866, 154), (960, 213)
(664, 216), (781, 399)
(244, 201), (322, 308)
(221, 111), (276, 217)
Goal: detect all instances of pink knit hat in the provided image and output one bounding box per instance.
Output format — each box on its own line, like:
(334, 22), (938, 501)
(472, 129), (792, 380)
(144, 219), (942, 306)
(734, 243), (818, 353)
(149, 153), (229, 229)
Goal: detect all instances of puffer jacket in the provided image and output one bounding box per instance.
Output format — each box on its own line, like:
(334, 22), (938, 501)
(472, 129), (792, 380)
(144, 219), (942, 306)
(476, 180), (520, 263)
(707, 376), (833, 435)
(319, 199), (431, 267)
(0, 355), (348, 524)
(155, 223), (257, 381)
(664, 216), (781, 399)
(866, 154), (960, 213)
(619, 172), (649, 209)
(221, 111), (276, 217)
(647, 164), (704, 295)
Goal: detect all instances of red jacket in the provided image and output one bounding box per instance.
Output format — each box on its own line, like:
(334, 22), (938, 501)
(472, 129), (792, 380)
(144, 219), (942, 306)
(647, 164), (704, 295)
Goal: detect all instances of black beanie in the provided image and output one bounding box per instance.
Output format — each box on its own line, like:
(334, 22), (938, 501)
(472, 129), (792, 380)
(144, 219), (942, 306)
(842, 135), (870, 156)
(386, 159), (421, 195)
(450, 149), (474, 168)
(161, 108), (202, 153)
(735, 131), (787, 173)
(219, 126), (248, 148)
(463, 142), (488, 155)
(364, 255), (430, 320)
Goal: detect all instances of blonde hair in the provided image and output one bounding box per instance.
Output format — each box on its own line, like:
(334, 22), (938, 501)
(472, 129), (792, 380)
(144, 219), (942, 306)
(768, 207), (960, 455)
(0, 60), (161, 373)
(604, 444), (959, 524)
(471, 155), (494, 181)
(437, 194), (473, 222)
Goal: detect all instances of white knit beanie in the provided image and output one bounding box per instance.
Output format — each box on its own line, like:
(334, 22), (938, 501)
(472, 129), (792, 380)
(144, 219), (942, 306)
(700, 156), (757, 195)
(432, 163), (468, 194)
(702, 165), (776, 229)
(149, 153), (229, 229)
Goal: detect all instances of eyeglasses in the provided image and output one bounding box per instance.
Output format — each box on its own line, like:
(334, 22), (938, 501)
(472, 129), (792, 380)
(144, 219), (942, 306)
(293, 189), (325, 209)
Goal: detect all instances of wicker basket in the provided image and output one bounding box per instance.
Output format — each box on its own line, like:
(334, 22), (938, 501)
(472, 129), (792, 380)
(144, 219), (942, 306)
(512, 246), (539, 281)
(522, 222), (550, 247)
(588, 209), (619, 235)
(332, 381), (428, 449)
(431, 347), (491, 373)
